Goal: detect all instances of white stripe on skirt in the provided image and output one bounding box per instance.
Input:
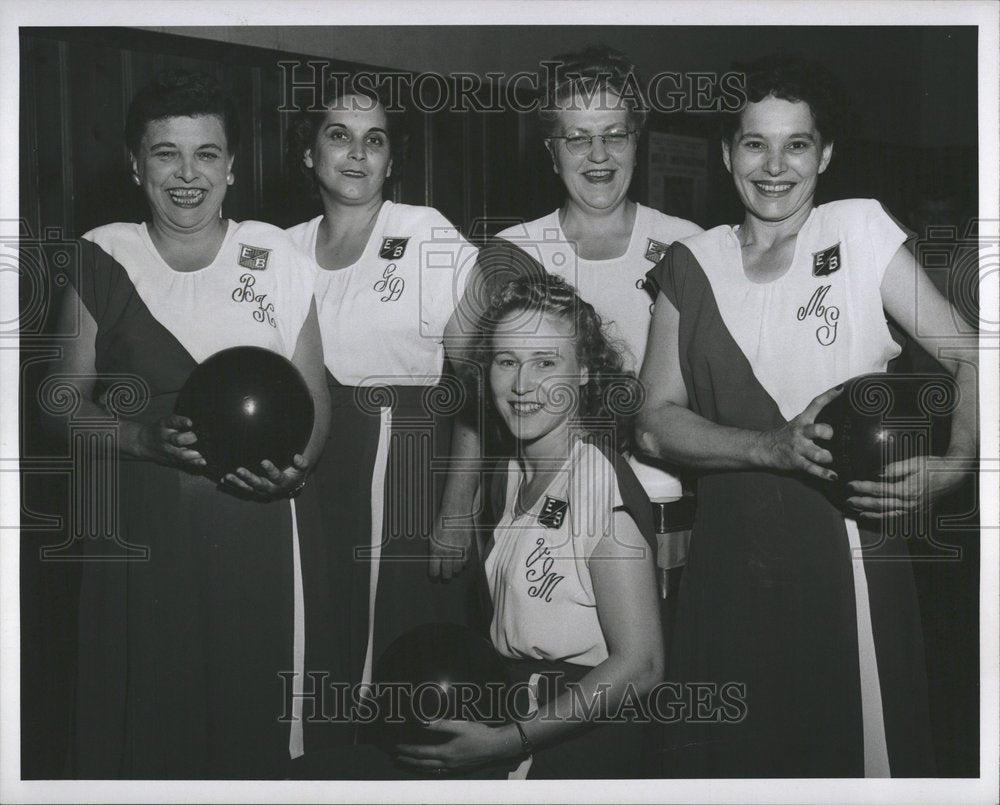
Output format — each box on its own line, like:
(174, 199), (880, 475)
(288, 497), (305, 759)
(845, 516), (890, 776)
(361, 407), (393, 689)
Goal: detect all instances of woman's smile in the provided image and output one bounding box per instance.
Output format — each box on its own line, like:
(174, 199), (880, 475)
(166, 187), (208, 207)
(509, 401), (545, 416)
(751, 180), (796, 196)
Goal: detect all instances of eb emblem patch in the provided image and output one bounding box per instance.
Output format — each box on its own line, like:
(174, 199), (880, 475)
(538, 496), (568, 530)
(645, 238), (669, 264)
(379, 237), (409, 260)
(812, 243), (841, 277)
(238, 244), (271, 271)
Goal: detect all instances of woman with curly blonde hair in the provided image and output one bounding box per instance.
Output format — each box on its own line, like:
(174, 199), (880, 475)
(396, 272), (663, 779)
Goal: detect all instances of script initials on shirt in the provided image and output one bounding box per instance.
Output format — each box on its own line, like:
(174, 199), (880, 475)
(231, 273), (276, 327)
(796, 284), (839, 346)
(373, 263), (405, 302)
(525, 538), (565, 603)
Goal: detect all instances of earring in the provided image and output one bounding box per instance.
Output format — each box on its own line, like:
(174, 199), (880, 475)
(132, 175), (141, 186)
(226, 173), (235, 186)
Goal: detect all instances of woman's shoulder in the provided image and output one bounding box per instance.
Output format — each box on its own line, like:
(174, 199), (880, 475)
(232, 219), (316, 254)
(814, 198), (894, 227)
(662, 225), (739, 278)
(284, 215), (322, 241)
(568, 439), (655, 544)
(494, 209), (559, 241)
(636, 203), (704, 240)
(675, 223), (733, 249)
(229, 220), (318, 277)
(231, 218), (301, 242)
(383, 201), (460, 232)
(81, 221), (143, 248)
(568, 439), (625, 494)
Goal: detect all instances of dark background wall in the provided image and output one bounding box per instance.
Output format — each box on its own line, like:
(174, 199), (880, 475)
(18, 25), (980, 779)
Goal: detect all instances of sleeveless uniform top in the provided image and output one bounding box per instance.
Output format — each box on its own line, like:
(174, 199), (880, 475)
(675, 198), (903, 418)
(84, 220), (316, 363)
(484, 439), (654, 667)
(287, 200), (476, 385)
(497, 204), (702, 500)
(646, 198), (921, 777)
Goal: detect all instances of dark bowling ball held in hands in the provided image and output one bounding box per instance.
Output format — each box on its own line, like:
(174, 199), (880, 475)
(814, 372), (954, 487)
(367, 623), (510, 752)
(175, 346), (314, 480)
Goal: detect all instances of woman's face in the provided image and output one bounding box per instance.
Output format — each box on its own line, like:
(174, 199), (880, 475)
(304, 94), (392, 206)
(131, 115), (233, 235)
(490, 310), (588, 453)
(722, 95), (833, 226)
(548, 90), (637, 215)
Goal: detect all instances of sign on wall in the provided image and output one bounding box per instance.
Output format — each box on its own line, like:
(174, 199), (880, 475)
(646, 132), (708, 223)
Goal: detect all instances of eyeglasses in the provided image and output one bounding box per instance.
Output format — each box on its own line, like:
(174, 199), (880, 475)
(547, 130), (637, 156)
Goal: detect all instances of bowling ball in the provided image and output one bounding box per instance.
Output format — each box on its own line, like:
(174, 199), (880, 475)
(814, 372), (954, 485)
(366, 623), (510, 751)
(174, 346), (314, 479)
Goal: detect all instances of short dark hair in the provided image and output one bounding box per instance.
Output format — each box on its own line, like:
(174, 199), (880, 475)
(125, 70), (241, 155)
(721, 54), (846, 146)
(285, 71), (410, 195)
(538, 45), (648, 139)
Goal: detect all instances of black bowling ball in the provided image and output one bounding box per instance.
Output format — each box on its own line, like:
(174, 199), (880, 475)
(814, 372), (954, 484)
(367, 623), (509, 750)
(174, 346), (314, 479)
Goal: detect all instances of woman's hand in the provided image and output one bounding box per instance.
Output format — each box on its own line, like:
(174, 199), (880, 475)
(130, 414), (206, 469)
(428, 516), (473, 581)
(396, 720), (522, 773)
(845, 455), (965, 521)
(223, 454), (309, 499)
(754, 386), (842, 481)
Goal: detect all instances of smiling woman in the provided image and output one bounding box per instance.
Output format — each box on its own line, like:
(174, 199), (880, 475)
(392, 273), (662, 779)
(636, 55), (979, 778)
(496, 46), (702, 508)
(47, 70), (334, 778)
(283, 72), (478, 758)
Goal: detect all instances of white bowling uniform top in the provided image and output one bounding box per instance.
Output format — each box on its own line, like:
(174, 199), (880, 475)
(485, 440), (640, 667)
(82, 220), (317, 363)
(287, 201), (476, 386)
(497, 204), (702, 500)
(680, 198), (906, 421)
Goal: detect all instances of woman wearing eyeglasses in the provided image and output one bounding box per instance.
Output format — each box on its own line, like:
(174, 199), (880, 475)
(495, 46), (701, 508)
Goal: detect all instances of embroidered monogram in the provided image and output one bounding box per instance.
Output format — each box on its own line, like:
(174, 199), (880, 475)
(525, 538), (565, 603)
(796, 284), (839, 346)
(231, 273), (276, 327)
(372, 263), (405, 302)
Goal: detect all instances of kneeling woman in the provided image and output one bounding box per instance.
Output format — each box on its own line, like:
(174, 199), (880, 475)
(397, 274), (663, 778)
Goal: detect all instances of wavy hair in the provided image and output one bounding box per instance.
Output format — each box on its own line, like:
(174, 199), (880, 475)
(466, 269), (640, 452)
(285, 71), (409, 196)
(538, 45), (649, 139)
(721, 54), (847, 146)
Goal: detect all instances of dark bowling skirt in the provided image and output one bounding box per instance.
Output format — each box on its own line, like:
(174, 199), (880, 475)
(288, 657), (647, 780)
(504, 657), (649, 779)
(294, 380), (478, 756)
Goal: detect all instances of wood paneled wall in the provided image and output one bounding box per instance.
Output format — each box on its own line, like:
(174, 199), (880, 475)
(19, 26), (564, 245)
